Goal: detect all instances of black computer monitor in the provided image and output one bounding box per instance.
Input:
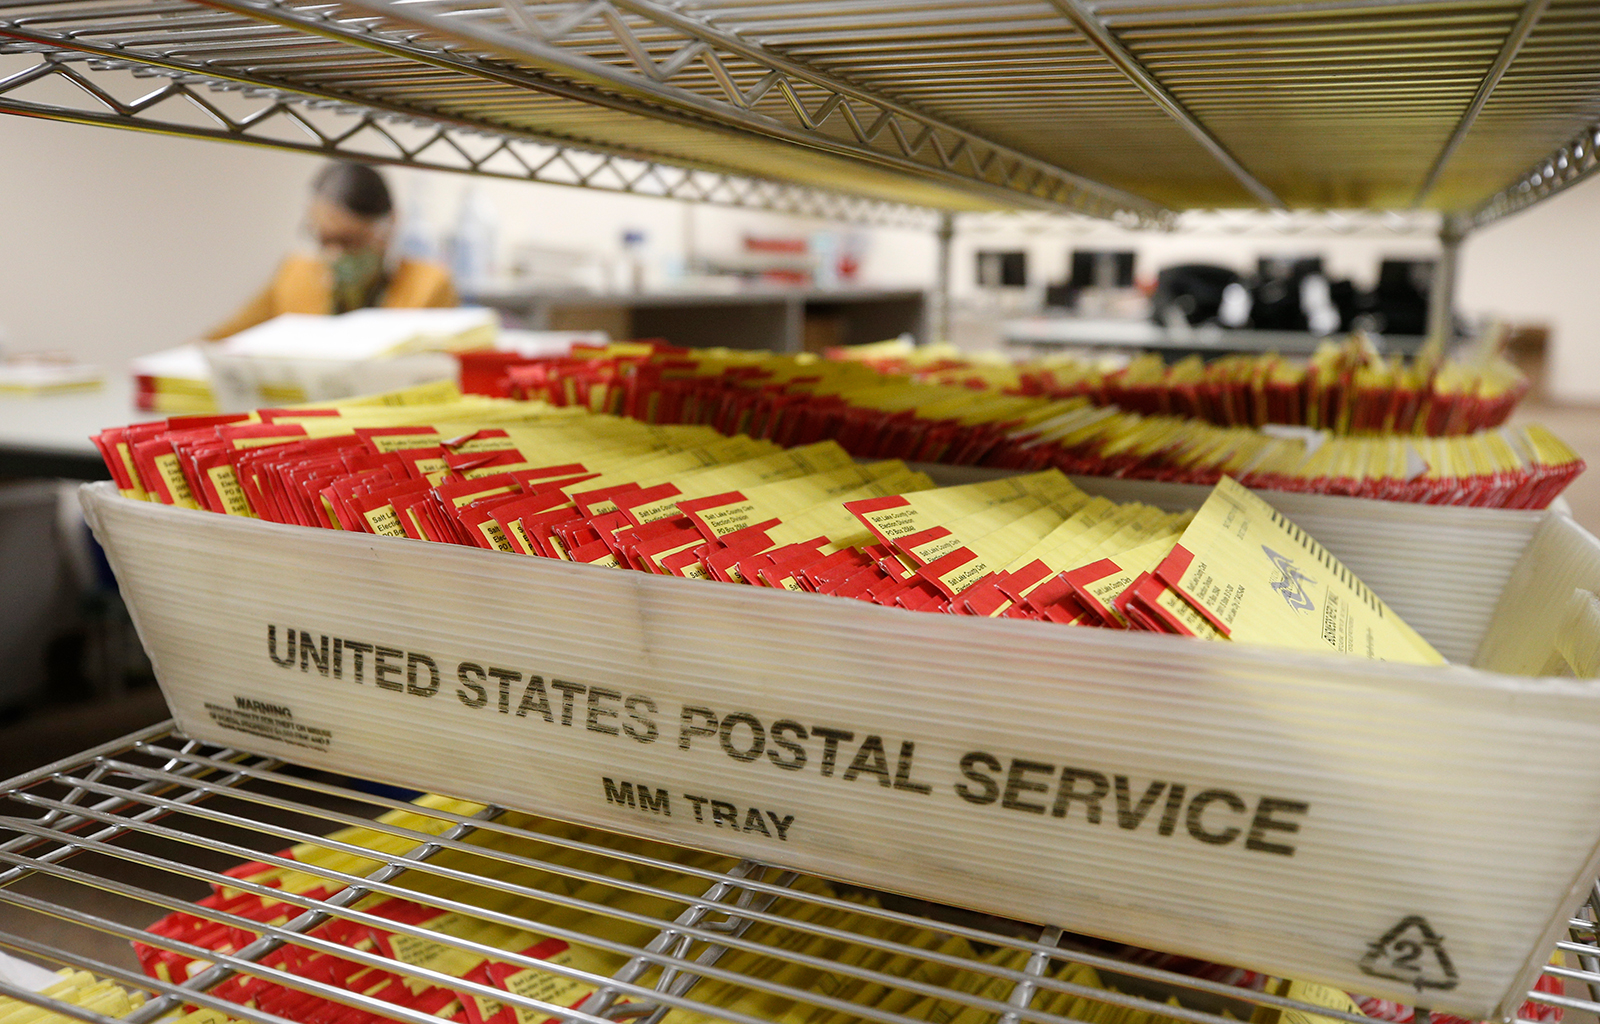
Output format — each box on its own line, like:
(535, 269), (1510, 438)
(1377, 259), (1435, 294)
(1257, 255), (1324, 280)
(1369, 258), (1436, 336)
(976, 250), (1028, 288)
(1069, 250), (1135, 289)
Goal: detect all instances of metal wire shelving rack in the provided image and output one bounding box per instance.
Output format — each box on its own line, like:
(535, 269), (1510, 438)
(6, 0), (1598, 339)
(1, 721), (1597, 1024)
(2, 0), (1599, 230)
(4, 4), (1600, 1024)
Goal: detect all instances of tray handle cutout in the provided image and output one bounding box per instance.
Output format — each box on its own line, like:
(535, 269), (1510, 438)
(1544, 588), (1600, 678)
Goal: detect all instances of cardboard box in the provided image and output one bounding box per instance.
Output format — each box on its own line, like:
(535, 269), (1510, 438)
(80, 480), (1600, 1020)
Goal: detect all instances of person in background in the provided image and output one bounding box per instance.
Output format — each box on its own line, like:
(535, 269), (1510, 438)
(204, 162), (457, 340)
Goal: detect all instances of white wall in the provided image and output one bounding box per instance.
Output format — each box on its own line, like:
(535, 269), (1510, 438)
(951, 217), (1443, 301)
(945, 215), (1445, 349)
(0, 114), (937, 366)
(3, 107), (1597, 389)
(384, 168), (936, 294)
(1458, 174), (1600, 404)
(0, 116), (310, 362)
(948, 192), (1600, 380)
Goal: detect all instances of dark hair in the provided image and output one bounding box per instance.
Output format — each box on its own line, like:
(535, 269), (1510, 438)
(311, 162), (393, 219)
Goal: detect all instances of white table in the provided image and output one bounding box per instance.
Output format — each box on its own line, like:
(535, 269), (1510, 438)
(0, 376), (141, 479)
(470, 285), (927, 352)
(1002, 317), (1429, 359)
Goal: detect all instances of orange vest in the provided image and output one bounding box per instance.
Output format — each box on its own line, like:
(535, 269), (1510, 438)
(205, 254), (458, 340)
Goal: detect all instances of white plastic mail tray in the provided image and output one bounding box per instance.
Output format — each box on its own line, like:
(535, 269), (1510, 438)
(80, 479), (1600, 1021)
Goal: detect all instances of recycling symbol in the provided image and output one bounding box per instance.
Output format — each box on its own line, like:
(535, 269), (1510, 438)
(1360, 916), (1459, 991)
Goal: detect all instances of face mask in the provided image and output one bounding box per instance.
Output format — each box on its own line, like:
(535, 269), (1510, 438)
(329, 249), (385, 312)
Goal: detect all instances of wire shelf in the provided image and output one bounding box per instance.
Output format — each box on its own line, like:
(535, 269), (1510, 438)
(2, 0), (1598, 227)
(0, 2), (941, 227)
(0, 721), (1592, 1024)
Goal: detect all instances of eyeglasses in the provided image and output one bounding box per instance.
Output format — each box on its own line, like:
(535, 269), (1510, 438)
(301, 208), (392, 255)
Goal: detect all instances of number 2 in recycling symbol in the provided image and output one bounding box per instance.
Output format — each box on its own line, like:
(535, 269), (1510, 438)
(1360, 916), (1460, 991)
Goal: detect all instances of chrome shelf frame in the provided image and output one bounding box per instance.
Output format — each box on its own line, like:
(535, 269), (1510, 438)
(3, 0), (1598, 232)
(0, 26), (936, 227)
(0, 723), (1591, 1024)
(1468, 116), (1600, 229)
(247, 0), (1173, 224)
(957, 208), (1447, 238)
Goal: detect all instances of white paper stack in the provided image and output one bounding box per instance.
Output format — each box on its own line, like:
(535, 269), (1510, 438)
(130, 344), (215, 413)
(80, 478), (1600, 1021)
(218, 308), (497, 360)
(204, 308), (497, 411)
(494, 329), (610, 357)
(0, 361), (102, 394)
